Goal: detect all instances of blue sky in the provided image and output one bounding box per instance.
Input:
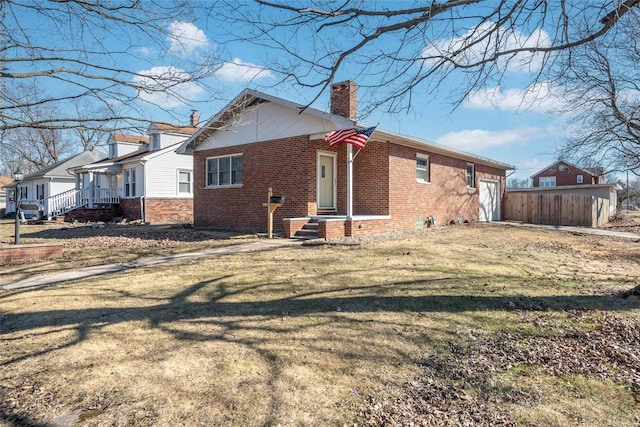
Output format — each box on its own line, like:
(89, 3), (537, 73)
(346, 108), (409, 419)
(14, 3), (579, 182)
(137, 9), (573, 183)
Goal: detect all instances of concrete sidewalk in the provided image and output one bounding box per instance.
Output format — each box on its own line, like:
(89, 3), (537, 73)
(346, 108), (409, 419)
(2, 223), (637, 292)
(1, 238), (304, 291)
(493, 221), (640, 240)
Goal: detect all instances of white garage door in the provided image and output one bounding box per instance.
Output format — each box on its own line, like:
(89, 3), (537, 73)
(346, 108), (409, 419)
(479, 179), (500, 222)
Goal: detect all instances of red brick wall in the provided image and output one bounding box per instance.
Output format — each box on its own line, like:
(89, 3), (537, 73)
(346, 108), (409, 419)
(533, 162), (599, 186)
(144, 198), (193, 224)
(192, 135), (506, 234)
(193, 135), (316, 231)
(64, 206), (123, 222)
(120, 197), (142, 220)
(353, 141), (390, 215)
(0, 243), (63, 265)
(387, 144), (506, 229)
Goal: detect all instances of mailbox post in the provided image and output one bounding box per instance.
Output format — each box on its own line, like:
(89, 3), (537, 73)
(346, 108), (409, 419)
(262, 187), (284, 238)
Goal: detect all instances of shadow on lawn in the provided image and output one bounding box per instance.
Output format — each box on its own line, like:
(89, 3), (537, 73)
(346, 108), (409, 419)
(3, 276), (638, 342)
(1, 276), (638, 427)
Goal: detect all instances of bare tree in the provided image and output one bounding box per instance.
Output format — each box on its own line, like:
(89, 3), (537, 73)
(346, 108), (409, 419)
(216, 1), (639, 116)
(557, 13), (640, 176)
(0, 82), (111, 175)
(507, 177), (531, 189)
(0, 0), (222, 135)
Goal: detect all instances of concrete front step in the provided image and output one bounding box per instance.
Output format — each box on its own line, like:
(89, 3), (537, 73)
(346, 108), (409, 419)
(293, 218), (319, 239)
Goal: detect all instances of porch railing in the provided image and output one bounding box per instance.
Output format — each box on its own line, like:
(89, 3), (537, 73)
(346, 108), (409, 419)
(83, 187), (120, 204)
(48, 189), (85, 218)
(47, 187), (120, 219)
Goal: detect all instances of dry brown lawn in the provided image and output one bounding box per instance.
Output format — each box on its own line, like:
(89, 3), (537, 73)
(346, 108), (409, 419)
(1, 221), (639, 426)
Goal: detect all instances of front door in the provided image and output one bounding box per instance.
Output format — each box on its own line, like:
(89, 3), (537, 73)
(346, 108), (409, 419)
(317, 152), (336, 211)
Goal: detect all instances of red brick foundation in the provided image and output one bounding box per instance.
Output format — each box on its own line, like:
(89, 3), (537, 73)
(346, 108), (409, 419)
(0, 244), (63, 265)
(144, 198), (193, 224)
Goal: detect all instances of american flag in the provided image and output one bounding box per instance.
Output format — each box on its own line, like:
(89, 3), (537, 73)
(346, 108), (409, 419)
(324, 126), (376, 149)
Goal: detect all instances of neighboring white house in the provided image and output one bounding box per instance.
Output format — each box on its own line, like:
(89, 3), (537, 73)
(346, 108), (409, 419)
(67, 119), (197, 224)
(4, 149), (107, 220)
(0, 176), (14, 216)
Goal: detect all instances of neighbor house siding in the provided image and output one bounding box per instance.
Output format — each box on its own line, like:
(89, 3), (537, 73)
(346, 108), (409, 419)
(193, 135), (314, 230)
(533, 162), (599, 187)
(145, 152), (194, 198)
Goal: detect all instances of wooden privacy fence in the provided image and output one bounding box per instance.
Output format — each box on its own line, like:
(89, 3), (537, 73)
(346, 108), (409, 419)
(504, 193), (610, 228)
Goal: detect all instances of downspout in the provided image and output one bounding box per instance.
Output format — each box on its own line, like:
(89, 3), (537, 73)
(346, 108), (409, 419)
(141, 159), (147, 223)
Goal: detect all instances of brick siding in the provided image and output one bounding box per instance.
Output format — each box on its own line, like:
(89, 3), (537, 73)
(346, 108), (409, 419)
(192, 135), (506, 235)
(194, 135), (317, 231)
(144, 198), (193, 224)
(0, 243), (63, 265)
(120, 197), (142, 220)
(533, 162), (600, 187)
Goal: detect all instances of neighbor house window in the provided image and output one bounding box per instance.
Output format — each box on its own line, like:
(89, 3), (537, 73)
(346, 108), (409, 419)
(416, 154), (430, 183)
(539, 176), (556, 187)
(36, 184), (45, 201)
(109, 144), (117, 158)
(150, 134), (160, 150)
(124, 169), (136, 197)
(466, 164), (475, 188)
(207, 154), (243, 187)
(178, 170), (192, 194)
(577, 175), (583, 184)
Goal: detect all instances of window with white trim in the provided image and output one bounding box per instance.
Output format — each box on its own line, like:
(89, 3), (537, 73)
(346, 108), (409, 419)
(124, 169), (136, 197)
(539, 176), (556, 187)
(36, 184), (45, 200)
(576, 174), (583, 184)
(178, 170), (192, 194)
(416, 154), (430, 183)
(466, 163), (475, 188)
(109, 144), (117, 158)
(207, 154), (243, 187)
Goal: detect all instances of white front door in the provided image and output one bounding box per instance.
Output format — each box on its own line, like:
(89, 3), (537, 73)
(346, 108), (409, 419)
(479, 179), (500, 221)
(317, 152), (336, 210)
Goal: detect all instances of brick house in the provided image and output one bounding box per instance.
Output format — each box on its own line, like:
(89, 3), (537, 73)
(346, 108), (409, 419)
(531, 160), (605, 187)
(177, 81), (514, 239)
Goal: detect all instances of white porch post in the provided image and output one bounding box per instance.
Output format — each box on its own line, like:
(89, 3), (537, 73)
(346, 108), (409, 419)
(346, 144), (353, 219)
(88, 171), (94, 208)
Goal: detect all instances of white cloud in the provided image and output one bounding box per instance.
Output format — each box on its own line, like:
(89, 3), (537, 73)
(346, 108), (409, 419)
(465, 81), (564, 113)
(133, 66), (204, 108)
(423, 22), (551, 73)
(214, 58), (274, 82)
(436, 127), (545, 151)
(168, 21), (210, 56)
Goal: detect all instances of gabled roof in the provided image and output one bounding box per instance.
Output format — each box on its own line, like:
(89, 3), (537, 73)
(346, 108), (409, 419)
(149, 122), (198, 136)
(21, 149), (107, 181)
(176, 88), (514, 171)
(176, 88), (353, 154)
(69, 140), (189, 173)
(530, 160), (602, 179)
(111, 133), (149, 145)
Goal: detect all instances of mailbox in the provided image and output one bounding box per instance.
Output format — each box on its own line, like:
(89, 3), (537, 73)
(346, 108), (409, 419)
(270, 196), (285, 204)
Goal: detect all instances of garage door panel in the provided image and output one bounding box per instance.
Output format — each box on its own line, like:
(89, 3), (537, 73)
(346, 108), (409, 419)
(479, 180), (500, 222)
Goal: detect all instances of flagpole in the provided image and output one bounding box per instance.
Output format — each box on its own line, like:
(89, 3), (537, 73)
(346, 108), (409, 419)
(346, 143), (353, 219)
